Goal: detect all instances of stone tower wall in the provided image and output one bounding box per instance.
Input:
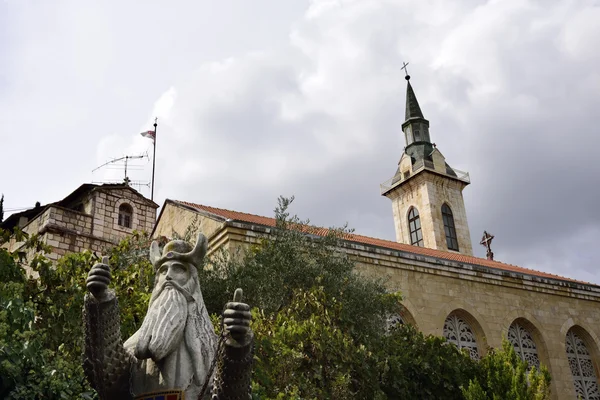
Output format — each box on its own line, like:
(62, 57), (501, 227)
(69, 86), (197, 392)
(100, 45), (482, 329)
(388, 171), (473, 255)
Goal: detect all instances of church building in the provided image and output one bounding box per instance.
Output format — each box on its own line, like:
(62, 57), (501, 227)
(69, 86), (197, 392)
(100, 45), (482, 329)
(152, 76), (600, 400)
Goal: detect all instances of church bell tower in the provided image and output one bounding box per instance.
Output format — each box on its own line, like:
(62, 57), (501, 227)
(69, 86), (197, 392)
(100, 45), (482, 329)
(380, 70), (473, 255)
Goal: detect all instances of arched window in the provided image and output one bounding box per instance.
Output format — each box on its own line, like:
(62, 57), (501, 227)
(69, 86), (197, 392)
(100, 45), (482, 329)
(565, 329), (600, 399)
(408, 207), (423, 247)
(508, 322), (540, 369)
(443, 314), (480, 360)
(386, 314), (405, 332)
(118, 203), (133, 228)
(442, 203), (459, 251)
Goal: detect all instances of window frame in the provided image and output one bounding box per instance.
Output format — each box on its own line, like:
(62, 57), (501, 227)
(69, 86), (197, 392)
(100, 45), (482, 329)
(407, 207), (424, 247)
(118, 203), (133, 229)
(442, 203), (459, 251)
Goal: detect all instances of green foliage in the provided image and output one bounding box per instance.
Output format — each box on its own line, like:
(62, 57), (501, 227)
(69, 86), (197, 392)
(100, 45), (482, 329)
(378, 323), (480, 399)
(462, 339), (551, 400)
(0, 197), (553, 400)
(0, 194), (4, 223)
(0, 229), (153, 399)
(250, 285), (384, 399)
(0, 229), (94, 399)
(200, 196), (399, 344)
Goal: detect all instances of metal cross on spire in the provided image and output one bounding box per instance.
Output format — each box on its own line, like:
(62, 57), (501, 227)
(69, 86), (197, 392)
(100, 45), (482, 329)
(480, 231), (495, 261)
(401, 61), (410, 80)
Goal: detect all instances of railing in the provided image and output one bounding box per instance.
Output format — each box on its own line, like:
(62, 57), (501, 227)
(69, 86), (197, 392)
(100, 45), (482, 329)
(380, 164), (470, 195)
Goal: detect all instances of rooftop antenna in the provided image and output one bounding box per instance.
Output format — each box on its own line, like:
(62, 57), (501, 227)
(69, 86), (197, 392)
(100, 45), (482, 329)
(92, 152), (149, 185)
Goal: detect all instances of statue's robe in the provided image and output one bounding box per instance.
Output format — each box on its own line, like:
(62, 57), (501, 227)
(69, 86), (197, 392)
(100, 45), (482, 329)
(82, 291), (253, 400)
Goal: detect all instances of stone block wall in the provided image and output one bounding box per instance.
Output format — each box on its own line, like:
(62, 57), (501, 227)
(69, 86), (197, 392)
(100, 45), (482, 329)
(90, 187), (156, 243)
(43, 231), (110, 261)
(4, 186), (157, 264)
(153, 202), (227, 242)
(155, 211), (600, 399)
(388, 170), (473, 255)
(347, 246), (600, 400)
(220, 220), (599, 399)
(425, 174), (472, 255)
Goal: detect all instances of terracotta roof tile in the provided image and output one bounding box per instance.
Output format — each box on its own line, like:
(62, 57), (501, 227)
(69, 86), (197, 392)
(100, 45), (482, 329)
(173, 200), (593, 286)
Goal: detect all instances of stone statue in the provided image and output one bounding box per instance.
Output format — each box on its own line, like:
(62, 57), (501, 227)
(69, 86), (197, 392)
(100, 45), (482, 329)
(82, 234), (253, 400)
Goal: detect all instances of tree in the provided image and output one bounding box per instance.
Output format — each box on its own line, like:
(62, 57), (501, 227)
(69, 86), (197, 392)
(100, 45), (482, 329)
(202, 197), (484, 399)
(0, 229), (153, 399)
(0, 194), (4, 223)
(462, 340), (551, 400)
(0, 197), (553, 399)
(378, 324), (480, 399)
(248, 285), (385, 399)
(199, 196), (400, 344)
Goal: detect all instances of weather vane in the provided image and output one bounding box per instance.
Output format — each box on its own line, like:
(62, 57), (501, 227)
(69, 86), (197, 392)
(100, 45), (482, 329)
(480, 231), (495, 261)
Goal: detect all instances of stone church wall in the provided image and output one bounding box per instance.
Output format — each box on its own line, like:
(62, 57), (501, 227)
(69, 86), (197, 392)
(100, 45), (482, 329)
(346, 244), (600, 400)
(154, 211), (600, 400)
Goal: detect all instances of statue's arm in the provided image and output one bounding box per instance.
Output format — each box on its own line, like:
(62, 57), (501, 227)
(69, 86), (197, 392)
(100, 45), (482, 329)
(211, 332), (254, 400)
(83, 290), (133, 399)
(211, 290), (254, 400)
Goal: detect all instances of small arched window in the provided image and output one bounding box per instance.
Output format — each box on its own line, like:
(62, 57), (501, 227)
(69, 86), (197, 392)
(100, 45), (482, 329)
(408, 207), (423, 247)
(442, 203), (459, 251)
(118, 203), (133, 228)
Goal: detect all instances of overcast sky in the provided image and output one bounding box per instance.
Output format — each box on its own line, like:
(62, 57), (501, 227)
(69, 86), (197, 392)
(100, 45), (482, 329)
(1, 0), (599, 284)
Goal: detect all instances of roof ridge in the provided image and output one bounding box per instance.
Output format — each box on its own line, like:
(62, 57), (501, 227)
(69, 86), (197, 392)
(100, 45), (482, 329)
(169, 199), (595, 286)
(173, 199), (273, 220)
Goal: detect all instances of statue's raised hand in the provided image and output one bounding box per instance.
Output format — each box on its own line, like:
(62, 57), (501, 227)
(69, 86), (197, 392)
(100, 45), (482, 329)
(223, 288), (252, 345)
(86, 256), (112, 300)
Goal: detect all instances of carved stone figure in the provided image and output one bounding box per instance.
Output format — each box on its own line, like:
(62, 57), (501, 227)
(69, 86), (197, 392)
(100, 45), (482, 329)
(82, 234), (253, 400)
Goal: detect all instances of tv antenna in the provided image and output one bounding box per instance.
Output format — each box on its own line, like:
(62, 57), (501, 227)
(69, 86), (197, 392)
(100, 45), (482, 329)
(92, 152), (149, 184)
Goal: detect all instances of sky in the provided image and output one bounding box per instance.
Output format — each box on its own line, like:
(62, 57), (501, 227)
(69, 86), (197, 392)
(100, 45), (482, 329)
(1, 0), (599, 284)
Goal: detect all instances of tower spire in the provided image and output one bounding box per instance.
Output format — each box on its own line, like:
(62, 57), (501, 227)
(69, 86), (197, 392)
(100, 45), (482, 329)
(405, 80), (424, 120)
(402, 61), (424, 120)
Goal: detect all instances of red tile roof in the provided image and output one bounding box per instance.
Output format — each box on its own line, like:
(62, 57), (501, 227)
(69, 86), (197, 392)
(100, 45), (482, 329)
(173, 200), (592, 286)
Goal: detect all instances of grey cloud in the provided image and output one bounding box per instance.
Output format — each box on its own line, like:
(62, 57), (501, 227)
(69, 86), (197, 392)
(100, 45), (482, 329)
(2, 0), (599, 284)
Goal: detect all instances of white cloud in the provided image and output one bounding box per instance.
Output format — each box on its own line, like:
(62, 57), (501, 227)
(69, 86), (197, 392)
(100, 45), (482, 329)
(2, 0), (599, 283)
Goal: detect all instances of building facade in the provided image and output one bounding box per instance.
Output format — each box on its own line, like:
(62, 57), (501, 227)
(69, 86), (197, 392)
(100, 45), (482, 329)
(1, 183), (158, 261)
(151, 75), (600, 400)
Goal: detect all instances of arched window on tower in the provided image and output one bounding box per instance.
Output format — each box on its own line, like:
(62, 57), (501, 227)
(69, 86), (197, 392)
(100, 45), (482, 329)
(408, 207), (423, 247)
(118, 203), (133, 228)
(442, 203), (459, 251)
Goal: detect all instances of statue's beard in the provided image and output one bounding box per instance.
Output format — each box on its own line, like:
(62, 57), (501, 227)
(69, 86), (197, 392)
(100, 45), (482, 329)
(135, 281), (191, 361)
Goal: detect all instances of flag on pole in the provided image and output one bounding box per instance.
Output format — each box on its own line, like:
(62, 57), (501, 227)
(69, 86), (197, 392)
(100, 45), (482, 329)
(140, 130), (156, 142)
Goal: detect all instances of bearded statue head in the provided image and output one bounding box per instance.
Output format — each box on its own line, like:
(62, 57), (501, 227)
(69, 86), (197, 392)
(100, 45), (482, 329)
(129, 233), (217, 390)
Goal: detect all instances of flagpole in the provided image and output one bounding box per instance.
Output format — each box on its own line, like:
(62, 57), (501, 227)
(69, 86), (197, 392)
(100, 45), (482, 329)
(151, 117), (157, 201)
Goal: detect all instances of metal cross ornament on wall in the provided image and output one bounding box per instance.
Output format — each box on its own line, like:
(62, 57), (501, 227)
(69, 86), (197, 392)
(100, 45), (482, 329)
(480, 231), (495, 260)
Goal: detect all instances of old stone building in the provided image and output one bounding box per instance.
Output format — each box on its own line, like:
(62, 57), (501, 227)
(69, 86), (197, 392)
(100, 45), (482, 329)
(151, 77), (600, 400)
(1, 183), (158, 261)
